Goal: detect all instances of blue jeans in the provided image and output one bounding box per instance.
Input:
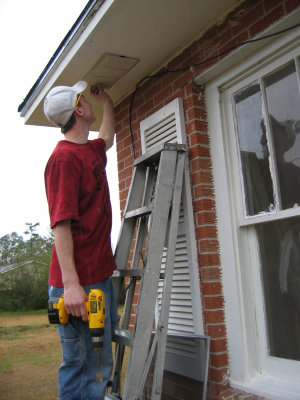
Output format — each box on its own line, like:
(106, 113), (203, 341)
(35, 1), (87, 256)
(48, 278), (119, 400)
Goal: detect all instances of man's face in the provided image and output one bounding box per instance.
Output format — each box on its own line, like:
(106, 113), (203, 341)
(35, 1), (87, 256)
(78, 95), (96, 125)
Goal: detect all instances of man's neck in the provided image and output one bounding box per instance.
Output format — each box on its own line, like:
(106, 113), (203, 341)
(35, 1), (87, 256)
(64, 125), (89, 144)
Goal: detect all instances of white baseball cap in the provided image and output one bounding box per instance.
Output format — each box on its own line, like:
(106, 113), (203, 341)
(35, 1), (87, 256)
(44, 81), (88, 127)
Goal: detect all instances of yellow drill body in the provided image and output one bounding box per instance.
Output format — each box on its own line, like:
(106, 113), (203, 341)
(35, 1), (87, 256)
(48, 288), (105, 350)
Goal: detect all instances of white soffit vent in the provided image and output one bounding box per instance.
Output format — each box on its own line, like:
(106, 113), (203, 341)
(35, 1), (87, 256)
(84, 53), (139, 89)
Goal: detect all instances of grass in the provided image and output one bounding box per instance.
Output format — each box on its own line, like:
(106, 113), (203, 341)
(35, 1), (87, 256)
(0, 309), (128, 399)
(0, 310), (60, 400)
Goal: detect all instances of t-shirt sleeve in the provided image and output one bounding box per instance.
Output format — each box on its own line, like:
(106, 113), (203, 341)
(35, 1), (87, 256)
(91, 138), (107, 165)
(45, 160), (81, 228)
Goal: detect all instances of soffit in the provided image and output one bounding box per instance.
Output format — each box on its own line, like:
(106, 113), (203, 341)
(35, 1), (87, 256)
(21, 0), (239, 130)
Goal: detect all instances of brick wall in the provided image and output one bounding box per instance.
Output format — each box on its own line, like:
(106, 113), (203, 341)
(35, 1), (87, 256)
(114, 0), (299, 398)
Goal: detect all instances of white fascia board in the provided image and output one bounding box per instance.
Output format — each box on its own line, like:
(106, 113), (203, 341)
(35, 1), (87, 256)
(20, 0), (116, 123)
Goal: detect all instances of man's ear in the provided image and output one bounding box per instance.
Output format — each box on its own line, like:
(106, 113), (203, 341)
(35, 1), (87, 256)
(74, 106), (83, 117)
(74, 105), (83, 118)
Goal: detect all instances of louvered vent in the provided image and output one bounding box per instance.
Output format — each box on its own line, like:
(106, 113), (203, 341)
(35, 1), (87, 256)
(157, 234), (195, 334)
(144, 113), (178, 150)
(140, 97), (203, 380)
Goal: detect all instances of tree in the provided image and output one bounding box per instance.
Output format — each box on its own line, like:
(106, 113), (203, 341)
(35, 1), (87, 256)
(0, 223), (53, 311)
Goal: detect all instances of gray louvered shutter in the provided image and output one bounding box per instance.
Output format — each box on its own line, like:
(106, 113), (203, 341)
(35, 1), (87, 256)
(140, 98), (204, 379)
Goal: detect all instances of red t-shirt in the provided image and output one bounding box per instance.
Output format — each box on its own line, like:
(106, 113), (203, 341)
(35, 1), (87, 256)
(45, 138), (116, 287)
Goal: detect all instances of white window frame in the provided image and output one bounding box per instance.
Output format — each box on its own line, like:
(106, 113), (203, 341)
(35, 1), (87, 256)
(202, 16), (300, 399)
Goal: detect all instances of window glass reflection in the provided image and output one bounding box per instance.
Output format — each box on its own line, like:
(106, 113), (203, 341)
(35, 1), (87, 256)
(234, 85), (274, 215)
(257, 218), (300, 360)
(265, 63), (300, 209)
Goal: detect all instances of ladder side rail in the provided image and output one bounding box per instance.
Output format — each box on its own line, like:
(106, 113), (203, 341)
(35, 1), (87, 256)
(136, 333), (159, 399)
(114, 164), (147, 271)
(111, 277), (137, 394)
(132, 166), (157, 268)
(123, 149), (178, 399)
(111, 165), (159, 395)
(151, 150), (186, 400)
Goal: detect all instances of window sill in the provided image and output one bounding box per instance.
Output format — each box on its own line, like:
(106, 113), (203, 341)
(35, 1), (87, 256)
(231, 374), (300, 400)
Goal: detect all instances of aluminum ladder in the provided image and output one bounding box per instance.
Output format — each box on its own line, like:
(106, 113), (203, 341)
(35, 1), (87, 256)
(106, 143), (186, 400)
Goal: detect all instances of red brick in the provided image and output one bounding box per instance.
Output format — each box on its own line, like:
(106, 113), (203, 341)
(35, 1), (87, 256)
(203, 295), (224, 310)
(210, 338), (228, 353)
(199, 253), (220, 268)
(194, 170), (213, 185)
(187, 121), (209, 136)
(219, 30), (249, 59)
(194, 184), (214, 198)
(136, 98), (154, 118)
(204, 309), (225, 324)
(118, 179), (125, 192)
(264, 0), (280, 13)
(202, 281), (222, 296)
(119, 190), (128, 202)
(184, 94), (197, 110)
(119, 165), (133, 182)
(200, 239), (219, 253)
(196, 225), (218, 239)
(187, 107), (208, 122)
(285, 0), (300, 13)
(197, 212), (216, 225)
(154, 85), (172, 106)
(118, 145), (132, 160)
(197, 211), (216, 225)
(207, 323), (226, 338)
(232, 2), (264, 37)
(190, 157), (213, 174)
(249, 5), (285, 37)
(189, 150), (211, 166)
(210, 352), (229, 368)
(194, 198), (215, 212)
(172, 69), (193, 91)
(209, 366), (228, 383)
(143, 81), (162, 101)
(115, 107), (128, 124)
(120, 200), (126, 212)
(200, 266), (221, 280)
(199, 253), (220, 267)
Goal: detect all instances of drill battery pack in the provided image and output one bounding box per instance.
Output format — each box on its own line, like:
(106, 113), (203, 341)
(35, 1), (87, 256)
(48, 296), (68, 324)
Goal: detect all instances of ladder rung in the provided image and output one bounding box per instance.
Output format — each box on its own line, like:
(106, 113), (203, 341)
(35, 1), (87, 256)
(112, 268), (143, 278)
(112, 329), (133, 346)
(124, 204), (152, 219)
(113, 269), (166, 280)
(134, 142), (186, 167)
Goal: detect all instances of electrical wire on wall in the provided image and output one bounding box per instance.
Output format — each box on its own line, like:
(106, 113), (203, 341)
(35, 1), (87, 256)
(129, 22), (300, 159)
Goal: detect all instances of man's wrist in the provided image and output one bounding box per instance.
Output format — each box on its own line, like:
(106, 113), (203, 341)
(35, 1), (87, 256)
(63, 276), (80, 288)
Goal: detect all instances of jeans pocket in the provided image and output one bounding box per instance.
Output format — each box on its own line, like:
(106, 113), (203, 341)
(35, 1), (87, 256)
(57, 321), (83, 364)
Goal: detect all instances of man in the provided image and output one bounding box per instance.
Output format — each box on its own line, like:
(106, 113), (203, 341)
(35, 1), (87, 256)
(44, 81), (118, 400)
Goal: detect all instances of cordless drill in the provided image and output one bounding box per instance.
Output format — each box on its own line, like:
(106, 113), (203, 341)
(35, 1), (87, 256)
(48, 288), (105, 381)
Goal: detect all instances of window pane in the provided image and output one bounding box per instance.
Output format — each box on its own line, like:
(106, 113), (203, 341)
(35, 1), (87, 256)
(234, 85), (274, 215)
(264, 62), (300, 209)
(257, 218), (300, 361)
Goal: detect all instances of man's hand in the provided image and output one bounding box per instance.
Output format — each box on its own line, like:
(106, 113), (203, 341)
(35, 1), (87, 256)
(90, 83), (112, 105)
(90, 82), (115, 150)
(63, 282), (88, 321)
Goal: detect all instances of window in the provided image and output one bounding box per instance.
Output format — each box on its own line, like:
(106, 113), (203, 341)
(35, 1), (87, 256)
(233, 60), (300, 362)
(235, 62), (300, 216)
(204, 21), (300, 398)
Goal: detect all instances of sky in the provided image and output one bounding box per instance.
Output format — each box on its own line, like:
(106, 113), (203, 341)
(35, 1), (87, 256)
(0, 0), (121, 247)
